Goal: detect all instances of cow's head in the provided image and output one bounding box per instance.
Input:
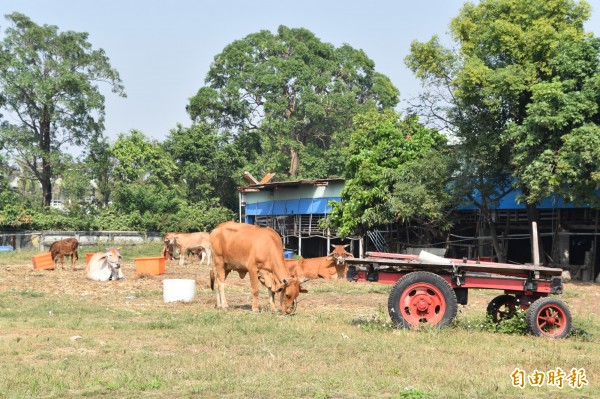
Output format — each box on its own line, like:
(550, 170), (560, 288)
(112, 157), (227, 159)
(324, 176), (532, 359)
(164, 232), (177, 247)
(105, 247), (122, 279)
(279, 277), (309, 314)
(328, 244), (353, 278)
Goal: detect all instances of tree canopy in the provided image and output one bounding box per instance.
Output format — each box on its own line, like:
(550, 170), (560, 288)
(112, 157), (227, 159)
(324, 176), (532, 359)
(328, 109), (455, 238)
(0, 12), (125, 206)
(187, 25), (399, 179)
(406, 0), (600, 259)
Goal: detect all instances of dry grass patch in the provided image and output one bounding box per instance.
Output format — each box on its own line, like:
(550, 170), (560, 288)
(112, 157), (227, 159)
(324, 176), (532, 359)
(0, 246), (598, 398)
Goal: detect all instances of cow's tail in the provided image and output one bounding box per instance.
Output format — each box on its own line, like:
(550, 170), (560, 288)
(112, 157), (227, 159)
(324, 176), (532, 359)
(209, 267), (215, 291)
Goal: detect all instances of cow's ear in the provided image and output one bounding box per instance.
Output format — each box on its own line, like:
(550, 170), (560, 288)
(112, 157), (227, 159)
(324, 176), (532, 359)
(326, 255), (334, 260)
(282, 278), (290, 285)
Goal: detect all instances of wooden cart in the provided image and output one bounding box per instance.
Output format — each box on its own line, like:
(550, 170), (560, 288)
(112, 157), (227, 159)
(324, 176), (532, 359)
(345, 251), (571, 338)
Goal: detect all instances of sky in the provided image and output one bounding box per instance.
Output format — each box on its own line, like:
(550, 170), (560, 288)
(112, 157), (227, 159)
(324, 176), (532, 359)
(1, 0), (600, 144)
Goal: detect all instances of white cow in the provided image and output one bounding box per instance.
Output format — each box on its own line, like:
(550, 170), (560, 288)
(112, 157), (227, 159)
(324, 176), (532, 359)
(86, 248), (124, 281)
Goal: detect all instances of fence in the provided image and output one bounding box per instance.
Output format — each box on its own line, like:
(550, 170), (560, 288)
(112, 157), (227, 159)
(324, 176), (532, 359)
(0, 230), (163, 251)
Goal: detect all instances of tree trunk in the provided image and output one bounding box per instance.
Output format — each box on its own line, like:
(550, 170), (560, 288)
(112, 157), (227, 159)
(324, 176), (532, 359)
(488, 221), (507, 263)
(481, 206), (506, 263)
(40, 107), (53, 207)
(41, 159), (53, 207)
(289, 148), (299, 178)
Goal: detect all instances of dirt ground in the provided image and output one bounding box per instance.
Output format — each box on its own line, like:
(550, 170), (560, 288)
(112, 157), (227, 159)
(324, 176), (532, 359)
(0, 258), (389, 314)
(1, 256), (598, 322)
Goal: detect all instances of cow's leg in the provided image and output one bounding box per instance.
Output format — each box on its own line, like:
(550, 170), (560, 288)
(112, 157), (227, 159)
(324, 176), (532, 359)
(60, 254), (65, 270)
(248, 267), (260, 312)
(179, 246), (185, 266)
(72, 250), (78, 271)
(215, 258), (228, 309)
(267, 288), (277, 312)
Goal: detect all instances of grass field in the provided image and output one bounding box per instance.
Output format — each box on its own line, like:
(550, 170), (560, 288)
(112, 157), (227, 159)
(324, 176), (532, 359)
(0, 244), (598, 399)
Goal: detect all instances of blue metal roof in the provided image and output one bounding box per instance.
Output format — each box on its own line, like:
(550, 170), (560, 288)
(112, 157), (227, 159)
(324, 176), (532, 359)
(245, 197), (341, 216)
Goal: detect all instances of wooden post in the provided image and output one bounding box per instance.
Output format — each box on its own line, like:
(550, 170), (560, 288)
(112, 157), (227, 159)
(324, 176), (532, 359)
(593, 210), (598, 281)
(532, 221), (540, 265)
(359, 236), (364, 258)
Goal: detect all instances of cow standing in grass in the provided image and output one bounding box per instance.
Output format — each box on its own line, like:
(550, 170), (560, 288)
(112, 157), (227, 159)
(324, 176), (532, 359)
(50, 238), (79, 271)
(86, 248), (124, 281)
(167, 232), (212, 266)
(209, 221), (307, 314)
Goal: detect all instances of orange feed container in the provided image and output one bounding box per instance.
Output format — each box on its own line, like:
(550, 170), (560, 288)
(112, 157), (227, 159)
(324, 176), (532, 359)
(135, 257), (166, 275)
(32, 252), (55, 270)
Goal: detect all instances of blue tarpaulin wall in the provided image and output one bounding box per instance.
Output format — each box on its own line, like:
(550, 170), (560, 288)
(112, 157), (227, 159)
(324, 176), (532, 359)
(458, 191), (587, 211)
(245, 197), (341, 216)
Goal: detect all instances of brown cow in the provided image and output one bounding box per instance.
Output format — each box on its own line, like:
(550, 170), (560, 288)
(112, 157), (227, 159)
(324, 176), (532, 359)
(86, 248), (124, 281)
(161, 232), (179, 260)
(284, 258), (334, 279)
(49, 238), (79, 271)
(257, 269), (309, 313)
(328, 244), (354, 279)
(209, 221), (307, 314)
(284, 244), (354, 280)
(169, 232), (212, 266)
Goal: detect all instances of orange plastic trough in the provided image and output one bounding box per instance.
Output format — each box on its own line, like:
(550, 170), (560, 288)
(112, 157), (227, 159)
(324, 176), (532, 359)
(135, 257), (166, 275)
(32, 252), (54, 270)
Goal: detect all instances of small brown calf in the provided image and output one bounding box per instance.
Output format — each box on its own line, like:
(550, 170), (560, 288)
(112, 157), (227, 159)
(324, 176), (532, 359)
(50, 238), (79, 271)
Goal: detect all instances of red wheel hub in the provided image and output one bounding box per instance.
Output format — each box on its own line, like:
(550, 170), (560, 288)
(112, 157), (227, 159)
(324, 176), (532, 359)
(399, 282), (446, 327)
(536, 304), (567, 337)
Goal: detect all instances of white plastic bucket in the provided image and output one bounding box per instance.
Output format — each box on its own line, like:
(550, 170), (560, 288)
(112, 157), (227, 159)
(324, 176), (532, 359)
(417, 250), (452, 265)
(163, 279), (196, 303)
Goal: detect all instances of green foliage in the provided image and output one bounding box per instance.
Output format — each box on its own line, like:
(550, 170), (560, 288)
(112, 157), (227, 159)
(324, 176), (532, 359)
(112, 130), (175, 186)
(460, 309), (528, 335)
(328, 109), (455, 237)
(164, 123), (245, 209)
(188, 25), (399, 178)
(0, 12), (125, 206)
(505, 34), (600, 205)
(160, 200), (236, 233)
(448, 0), (599, 206)
(406, 0), (600, 261)
(393, 389), (433, 399)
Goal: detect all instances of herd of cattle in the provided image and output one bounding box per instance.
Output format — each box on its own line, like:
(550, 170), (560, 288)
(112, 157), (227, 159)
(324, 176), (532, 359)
(46, 221), (354, 314)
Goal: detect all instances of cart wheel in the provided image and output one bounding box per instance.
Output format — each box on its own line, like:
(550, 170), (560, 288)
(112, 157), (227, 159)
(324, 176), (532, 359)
(388, 271), (458, 329)
(486, 294), (517, 323)
(526, 297), (572, 338)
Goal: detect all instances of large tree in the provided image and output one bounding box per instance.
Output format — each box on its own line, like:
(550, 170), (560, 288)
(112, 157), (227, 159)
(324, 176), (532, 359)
(329, 109), (456, 239)
(0, 13), (125, 206)
(164, 123), (249, 210)
(187, 25), (399, 179)
(406, 0), (600, 260)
